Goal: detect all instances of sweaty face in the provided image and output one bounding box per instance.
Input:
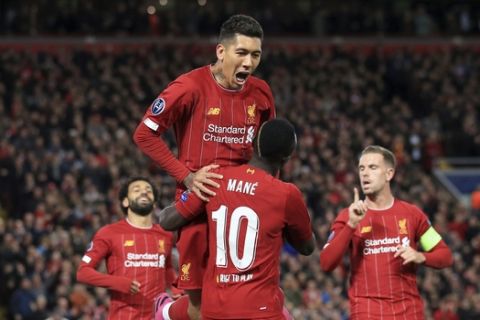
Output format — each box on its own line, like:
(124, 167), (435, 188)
(358, 153), (394, 196)
(217, 34), (262, 90)
(126, 180), (155, 216)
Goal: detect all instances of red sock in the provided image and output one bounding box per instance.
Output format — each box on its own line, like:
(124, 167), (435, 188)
(169, 295), (190, 320)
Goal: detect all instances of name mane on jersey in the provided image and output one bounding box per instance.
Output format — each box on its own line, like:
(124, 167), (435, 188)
(125, 252), (166, 268)
(203, 124), (255, 144)
(227, 179), (258, 195)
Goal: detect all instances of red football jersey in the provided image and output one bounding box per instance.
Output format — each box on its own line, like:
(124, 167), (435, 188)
(141, 65), (275, 173)
(177, 164), (313, 319)
(78, 219), (174, 320)
(327, 200), (432, 320)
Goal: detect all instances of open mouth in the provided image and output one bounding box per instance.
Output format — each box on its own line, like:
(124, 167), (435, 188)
(235, 72), (250, 84)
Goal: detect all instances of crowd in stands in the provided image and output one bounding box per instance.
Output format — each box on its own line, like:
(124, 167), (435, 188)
(2, 0), (480, 37)
(0, 42), (480, 320)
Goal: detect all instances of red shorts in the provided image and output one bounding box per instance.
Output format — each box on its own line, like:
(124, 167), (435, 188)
(175, 198), (208, 289)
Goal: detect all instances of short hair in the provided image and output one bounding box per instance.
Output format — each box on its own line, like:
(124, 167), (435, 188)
(360, 145), (397, 168)
(118, 176), (158, 215)
(255, 119), (297, 164)
(218, 14), (263, 44)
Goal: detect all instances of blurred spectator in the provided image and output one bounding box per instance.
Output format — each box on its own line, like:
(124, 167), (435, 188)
(1, 0), (480, 37)
(471, 185), (480, 212)
(0, 42), (479, 319)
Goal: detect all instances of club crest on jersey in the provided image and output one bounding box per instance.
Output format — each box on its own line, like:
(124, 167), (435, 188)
(246, 103), (256, 124)
(398, 219), (408, 235)
(151, 98), (166, 115)
(180, 263), (191, 281)
(246, 168), (255, 174)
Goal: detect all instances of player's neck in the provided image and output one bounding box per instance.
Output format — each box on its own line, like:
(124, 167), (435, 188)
(126, 213), (153, 228)
(210, 62), (242, 91)
(249, 155), (278, 176)
(366, 190), (394, 210)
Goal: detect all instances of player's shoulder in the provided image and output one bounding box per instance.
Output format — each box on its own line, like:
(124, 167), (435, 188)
(248, 75), (270, 88)
(248, 76), (273, 94)
(394, 199), (425, 216)
(152, 224), (174, 239)
(94, 220), (124, 237)
(178, 65), (210, 82)
(274, 179), (301, 198)
(336, 207), (350, 222)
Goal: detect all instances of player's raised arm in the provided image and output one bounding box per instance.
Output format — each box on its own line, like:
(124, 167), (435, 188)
(158, 190), (206, 231)
(320, 188), (366, 272)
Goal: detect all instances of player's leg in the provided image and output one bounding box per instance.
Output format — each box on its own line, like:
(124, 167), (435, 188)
(185, 289), (201, 320)
(155, 218), (207, 320)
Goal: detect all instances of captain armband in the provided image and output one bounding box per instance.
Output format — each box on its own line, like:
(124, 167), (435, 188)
(419, 226), (442, 251)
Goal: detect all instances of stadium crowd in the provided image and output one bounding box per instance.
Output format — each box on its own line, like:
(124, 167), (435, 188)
(0, 42), (480, 320)
(1, 0), (480, 37)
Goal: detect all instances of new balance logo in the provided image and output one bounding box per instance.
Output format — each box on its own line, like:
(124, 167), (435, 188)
(207, 107), (221, 115)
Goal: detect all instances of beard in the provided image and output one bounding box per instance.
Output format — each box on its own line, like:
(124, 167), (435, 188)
(129, 197), (154, 216)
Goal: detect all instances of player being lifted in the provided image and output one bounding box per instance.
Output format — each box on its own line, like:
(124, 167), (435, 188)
(134, 14), (275, 320)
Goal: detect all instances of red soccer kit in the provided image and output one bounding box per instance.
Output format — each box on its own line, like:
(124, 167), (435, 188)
(176, 164), (313, 319)
(134, 65), (275, 288)
(322, 199), (447, 320)
(77, 219), (174, 320)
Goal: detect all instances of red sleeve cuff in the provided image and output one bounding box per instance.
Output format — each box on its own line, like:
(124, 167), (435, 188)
(175, 193), (204, 220)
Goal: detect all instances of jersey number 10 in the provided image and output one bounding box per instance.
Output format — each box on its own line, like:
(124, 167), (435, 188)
(212, 205), (259, 271)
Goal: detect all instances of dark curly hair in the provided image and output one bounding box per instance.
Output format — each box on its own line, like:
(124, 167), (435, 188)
(219, 14), (263, 43)
(118, 176), (159, 215)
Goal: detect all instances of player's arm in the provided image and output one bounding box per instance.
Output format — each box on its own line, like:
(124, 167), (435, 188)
(133, 82), (222, 201)
(283, 184), (315, 255)
(158, 191), (205, 231)
(394, 219), (453, 268)
(320, 188), (368, 272)
(133, 84), (191, 184)
(76, 232), (140, 294)
(319, 213), (354, 272)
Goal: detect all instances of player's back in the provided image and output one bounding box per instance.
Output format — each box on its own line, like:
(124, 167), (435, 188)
(201, 164), (294, 319)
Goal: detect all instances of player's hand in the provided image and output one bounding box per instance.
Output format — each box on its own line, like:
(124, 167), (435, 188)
(183, 164), (223, 202)
(130, 280), (141, 294)
(347, 188), (368, 228)
(394, 245), (426, 265)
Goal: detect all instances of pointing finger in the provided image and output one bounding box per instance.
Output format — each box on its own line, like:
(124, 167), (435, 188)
(354, 187), (359, 202)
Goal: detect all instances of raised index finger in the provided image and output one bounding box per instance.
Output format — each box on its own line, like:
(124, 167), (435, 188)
(353, 187), (359, 202)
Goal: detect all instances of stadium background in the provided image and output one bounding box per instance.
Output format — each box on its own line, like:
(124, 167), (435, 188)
(1, 0), (479, 319)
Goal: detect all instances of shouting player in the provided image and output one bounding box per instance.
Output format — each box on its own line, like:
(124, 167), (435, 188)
(134, 14), (275, 320)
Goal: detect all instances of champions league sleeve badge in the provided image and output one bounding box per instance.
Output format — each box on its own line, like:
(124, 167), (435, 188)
(151, 98), (166, 115)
